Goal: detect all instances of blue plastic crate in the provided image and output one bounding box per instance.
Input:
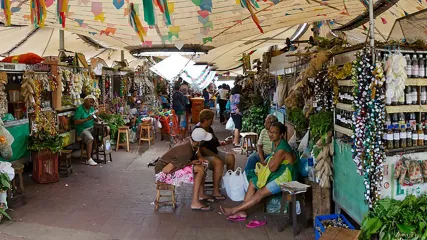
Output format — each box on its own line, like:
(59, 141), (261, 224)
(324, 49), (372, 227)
(314, 214), (355, 240)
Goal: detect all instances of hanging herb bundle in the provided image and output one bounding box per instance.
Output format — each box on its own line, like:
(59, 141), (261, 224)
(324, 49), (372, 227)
(352, 48), (386, 208)
(328, 62), (352, 105)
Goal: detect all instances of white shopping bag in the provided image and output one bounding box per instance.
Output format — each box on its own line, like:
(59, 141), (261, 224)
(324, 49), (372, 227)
(226, 117), (235, 131)
(243, 171), (249, 192)
(222, 167), (246, 201)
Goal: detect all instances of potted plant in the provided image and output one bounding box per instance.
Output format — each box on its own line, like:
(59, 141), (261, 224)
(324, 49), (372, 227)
(0, 173), (11, 222)
(28, 131), (63, 184)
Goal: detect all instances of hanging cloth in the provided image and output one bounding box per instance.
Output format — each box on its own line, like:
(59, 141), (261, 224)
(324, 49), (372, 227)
(57, 0), (69, 28)
(128, 3), (147, 42)
(30, 0), (47, 28)
(143, 0), (156, 26)
(236, 0), (263, 33)
(1, 0), (11, 26)
(154, 0), (172, 26)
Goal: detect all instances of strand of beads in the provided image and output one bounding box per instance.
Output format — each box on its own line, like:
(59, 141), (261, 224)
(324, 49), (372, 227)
(351, 48), (386, 208)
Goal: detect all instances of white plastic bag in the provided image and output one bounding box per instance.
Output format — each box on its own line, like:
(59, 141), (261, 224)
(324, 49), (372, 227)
(222, 167), (246, 201)
(157, 120), (162, 129)
(289, 132), (298, 149)
(298, 131), (309, 152)
(243, 171), (249, 192)
(226, 117), (235, 131)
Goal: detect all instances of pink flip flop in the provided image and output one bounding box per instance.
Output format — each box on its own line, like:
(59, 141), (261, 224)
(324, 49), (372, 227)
(227, 216), (246, 222)
(246, 220), (267, 228)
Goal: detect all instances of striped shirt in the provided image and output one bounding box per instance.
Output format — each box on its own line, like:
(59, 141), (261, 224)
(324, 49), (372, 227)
(257, 129), (273, 155)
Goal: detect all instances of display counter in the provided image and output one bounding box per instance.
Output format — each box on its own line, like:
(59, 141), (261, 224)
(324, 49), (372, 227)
(0, 119), (30, 162)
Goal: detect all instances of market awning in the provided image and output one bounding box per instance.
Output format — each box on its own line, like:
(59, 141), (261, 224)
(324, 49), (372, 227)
(149, 54), (195, 81)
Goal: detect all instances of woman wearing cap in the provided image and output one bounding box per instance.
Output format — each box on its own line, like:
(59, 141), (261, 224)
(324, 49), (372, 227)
(155, 128), (215, 211)
(74, 95), (99, 166)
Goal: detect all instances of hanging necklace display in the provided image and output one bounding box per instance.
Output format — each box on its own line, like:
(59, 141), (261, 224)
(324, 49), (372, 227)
(352, 48), (386, 208)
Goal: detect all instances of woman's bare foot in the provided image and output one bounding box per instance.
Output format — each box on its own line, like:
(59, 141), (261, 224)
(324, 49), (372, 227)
(236, 211), (247, 218)
(220, 206), (233, 217)
(191, 201), (207, 209)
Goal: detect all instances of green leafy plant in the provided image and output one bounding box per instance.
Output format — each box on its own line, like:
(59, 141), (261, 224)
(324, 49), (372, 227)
(361, 195), (427, 240)
(242, 105), (269, 134)
(0, 173), (11, 221)
(288, 108), (308, 137)
(99, 113), (126, 142)
(28, 132), (63, 154)
(309, 111), (333, 141)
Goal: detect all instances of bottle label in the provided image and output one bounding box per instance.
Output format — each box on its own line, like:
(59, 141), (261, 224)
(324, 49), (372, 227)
(420, 133), (425, 140)
(413, 134), (419, 140)
(413, 92), (418, 102)
(383, 133), (387, 140)
(406, 93), (412, 104)
(422, 92), (427, 101)
(420, 69), (425, 77)
(413, 66), (419, 76)
(386, 97), (392, 105)
(424, 134), (427, 141)
(400, 132), (406, 139)
(394, 133), (400, 139)
(407, 66), (412, 75)
(387, 134), (394, 140)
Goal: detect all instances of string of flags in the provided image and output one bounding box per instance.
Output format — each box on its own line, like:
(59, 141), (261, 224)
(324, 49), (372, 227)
(30, 0), (47, 28)
(128, 3), (147, 43)
(1, 0), (11, 26)
(56, 0), (68, 27)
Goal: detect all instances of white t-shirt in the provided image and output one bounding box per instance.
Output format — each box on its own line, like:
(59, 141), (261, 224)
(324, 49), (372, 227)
(219, 89), (229, 100)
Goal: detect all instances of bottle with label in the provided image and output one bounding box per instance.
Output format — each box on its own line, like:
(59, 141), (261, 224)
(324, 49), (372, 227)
(387, 125), (394, 149)
(418, 124), (425, 146)
(394, 124), (400, 148)
(424, 124), (427, 145)
(383, 125), (388, 145)
(400, 125), (407, 148)
(413, 124), (419, 147)
(391, 95), (398, 106)
(409, 113), (417, 128)
(392, 113), (398, 126)
(399, 113), (406, 126)
(406, 55), (412, 78)
(407, 123), (413, 147)
(412, 54), (419, 78)
(412, 86), (418, 105)
(420, 55), (425, 78)
(406, 87), (412, 105)
(422, 86), (427, 104)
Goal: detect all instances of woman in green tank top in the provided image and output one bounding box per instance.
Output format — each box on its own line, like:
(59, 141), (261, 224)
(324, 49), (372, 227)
(220, 122), (294, 220)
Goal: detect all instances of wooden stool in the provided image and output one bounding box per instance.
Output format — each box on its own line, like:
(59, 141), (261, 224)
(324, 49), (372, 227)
(78, 137), (91, 162)
(278, 190), (308, 236)
(59, 150), (73, 177)
(116, 126), (130, 152)
(240, 132), (258, 156)
(154, 182), (176, 211)
(7, 162), (26, 206)
(139, 123), (154, 146)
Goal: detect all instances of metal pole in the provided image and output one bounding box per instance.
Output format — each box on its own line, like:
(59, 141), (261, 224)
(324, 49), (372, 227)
(369, 0), (375, 62)
(59, 30), (65, 58)
(121, 50), (125, 62)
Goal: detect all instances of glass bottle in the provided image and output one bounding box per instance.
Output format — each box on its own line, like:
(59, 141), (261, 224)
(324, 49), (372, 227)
(424, 124), (427, 145)
(387, 125), (394, 149)
(413, 124), (419, 147)
(399, 113), (406, 127)
(418, 124), (425, 146)
(383, 124), (388, 146)
(406, 87), (412, 105)
(420, 54), (425, 78)
(407, 123), (413, 147)
(394, 124), (400, 148)
(421, 86), (427, 105)
(412, 54), (419, 78)
(412, 86), (418, 105)
(406, 55), (412, 78)
(400, 125), (407, 148)
(392, 113), (398, 126)
(410, 113), (417, 128)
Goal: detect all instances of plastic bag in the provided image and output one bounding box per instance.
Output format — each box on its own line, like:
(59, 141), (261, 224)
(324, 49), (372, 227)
(289, 132), (298, 149)
(266, 194), (301, 215)
(255, 160), (272, 188)
(298, 131), (309, 152)
(222, 167), (246, 201)
(243, 171), (249, 192)
(157, 120), (162, 129)
(226, 117), (235, 131)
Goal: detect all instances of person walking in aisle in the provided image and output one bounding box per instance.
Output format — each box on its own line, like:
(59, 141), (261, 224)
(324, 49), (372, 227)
(216, 83), (229, 124)
(230, 85), (242, 147)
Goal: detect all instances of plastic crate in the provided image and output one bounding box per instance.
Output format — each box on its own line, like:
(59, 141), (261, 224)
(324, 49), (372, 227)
(32, 150), (59, 184)
(315, 214), (355, 240)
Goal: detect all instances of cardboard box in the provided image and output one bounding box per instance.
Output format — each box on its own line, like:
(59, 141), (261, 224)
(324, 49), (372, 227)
(320, 227), (360, 240)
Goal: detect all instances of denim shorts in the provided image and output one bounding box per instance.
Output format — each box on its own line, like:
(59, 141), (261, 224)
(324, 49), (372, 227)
(264, 180), (282, 195)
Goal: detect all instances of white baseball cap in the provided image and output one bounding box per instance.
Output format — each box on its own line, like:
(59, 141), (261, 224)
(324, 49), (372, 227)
(191, 128), (213, 142)
(84, 95), (96, 101)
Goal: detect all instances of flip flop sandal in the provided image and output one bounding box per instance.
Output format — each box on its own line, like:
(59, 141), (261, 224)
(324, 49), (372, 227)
(227, 216), (247, 222)
(199, 198), (215, 203)
(191, 206), (214, 212)
(212, 195), (226, 201)
(246, 220), (267, 228)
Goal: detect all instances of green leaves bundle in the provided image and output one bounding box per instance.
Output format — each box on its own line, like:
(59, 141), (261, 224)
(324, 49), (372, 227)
(28, 132), (63, 154)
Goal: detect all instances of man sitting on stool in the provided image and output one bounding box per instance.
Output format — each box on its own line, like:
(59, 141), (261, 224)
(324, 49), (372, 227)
(74, 95), (102, 166)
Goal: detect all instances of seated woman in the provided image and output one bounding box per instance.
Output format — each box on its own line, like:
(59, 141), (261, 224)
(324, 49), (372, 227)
(155, 128), (214, 211)
(220, 122), (294, 219)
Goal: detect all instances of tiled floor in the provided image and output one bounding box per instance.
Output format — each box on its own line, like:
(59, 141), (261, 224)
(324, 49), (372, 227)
(0, 121), (315, 240)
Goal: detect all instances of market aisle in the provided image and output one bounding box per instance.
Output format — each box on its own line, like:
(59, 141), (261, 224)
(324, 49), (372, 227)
(0, 121), (314, 240)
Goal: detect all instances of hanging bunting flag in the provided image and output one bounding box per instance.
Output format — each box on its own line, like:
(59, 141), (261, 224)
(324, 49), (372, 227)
(317, 21), (323, 28)
(329, 20), (334, 24)
(113, 0), (124, 9)
(380, 17), (387, 24)
(198, 10), (209, 18)
(362, 25), (367, 32)
(91, 2), (102, 15)
(200, 26), (210, 35)
(94, 12), (105, 22)
(143, 0), (155, 26)
(203, 37), (212, 44)
(1, 0), (11, 26)
(45, 0), (54, 7)
(124, 7), (129, 16)
(88, 31), (97, 35)
(154, 0), (172, 26)
(285, 13), (291, 16)
(417, 6), (424, 11)
(241, 0), (263, 33)
(11, 7), (21, 13)
(270, 0), (280, 4)
(192, 0), (201, 6)
(174, 40), (184, 50)
(198, 15), (209, 23)
(30, 0), (47, 28)
(203, 21), (213, 29)
(142, 41), (152, 47)
(100, 27), (116, 35)
(129, 3), (146, 43)
(57, 0), (69, 28)
(404, 11), (409, 16)
(74, 18), (84, 26)
(200, 0), (212, 12)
